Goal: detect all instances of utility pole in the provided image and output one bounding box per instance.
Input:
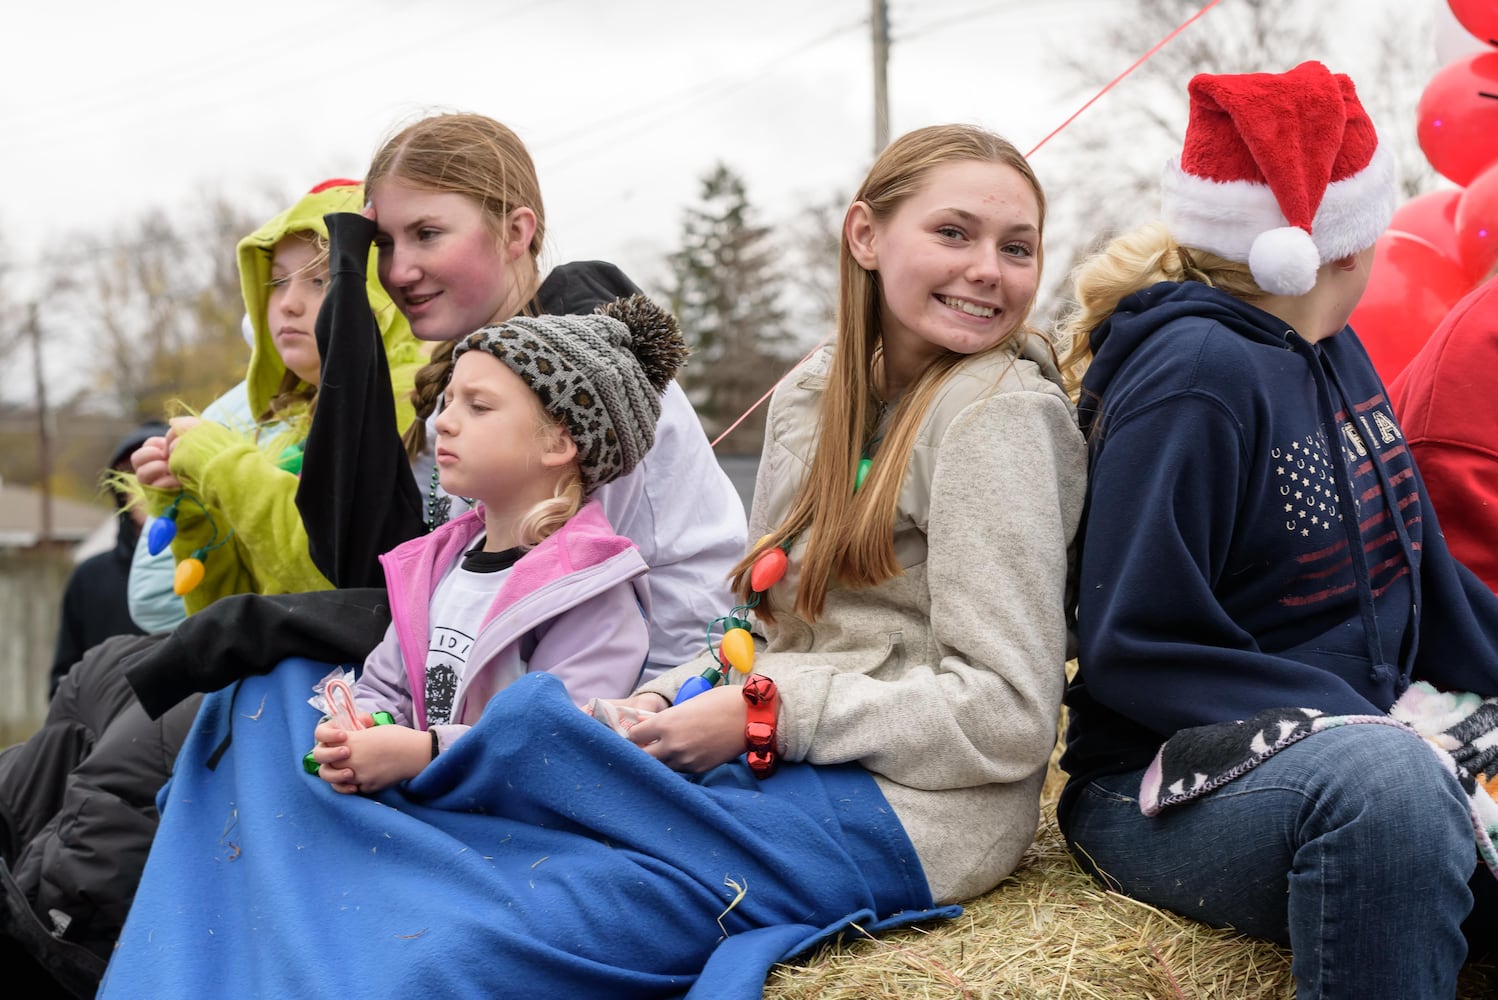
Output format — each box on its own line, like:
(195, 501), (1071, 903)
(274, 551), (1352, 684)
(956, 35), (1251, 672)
(27, 301), (54, 549)
(871, 0), (890, 156)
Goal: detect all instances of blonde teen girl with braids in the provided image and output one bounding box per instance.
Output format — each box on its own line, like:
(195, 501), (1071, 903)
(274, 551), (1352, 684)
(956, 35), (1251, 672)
(101, 124), (1084, 999)
(297, 112), (745, 682)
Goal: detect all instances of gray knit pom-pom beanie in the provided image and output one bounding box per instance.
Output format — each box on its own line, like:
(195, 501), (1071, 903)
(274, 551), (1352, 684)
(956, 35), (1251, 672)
(451, 294), (689, 495)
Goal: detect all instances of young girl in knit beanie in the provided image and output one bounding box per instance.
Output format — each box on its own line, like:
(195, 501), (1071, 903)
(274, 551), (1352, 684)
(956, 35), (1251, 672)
(311, 296), (688, 794)
(1056, 61), (1498, 995)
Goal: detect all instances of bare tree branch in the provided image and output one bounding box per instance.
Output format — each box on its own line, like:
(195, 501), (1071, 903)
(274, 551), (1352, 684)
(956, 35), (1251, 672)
(1037, 0), (1437, 334)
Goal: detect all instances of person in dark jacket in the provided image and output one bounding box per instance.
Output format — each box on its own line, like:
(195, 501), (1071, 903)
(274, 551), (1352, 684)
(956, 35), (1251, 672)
(1056, 62), (1498, 998)
(1, 633), (192, 998)
(48, 421), (166, 698)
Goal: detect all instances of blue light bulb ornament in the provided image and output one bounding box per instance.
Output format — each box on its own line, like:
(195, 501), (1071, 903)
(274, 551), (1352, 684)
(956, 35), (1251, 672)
(676, 663), (724, 703)
(146, 508), (179, 556)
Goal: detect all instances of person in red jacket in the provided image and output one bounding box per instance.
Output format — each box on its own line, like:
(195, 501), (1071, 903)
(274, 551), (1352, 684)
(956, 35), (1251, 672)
(1391, 268), (1498, 593)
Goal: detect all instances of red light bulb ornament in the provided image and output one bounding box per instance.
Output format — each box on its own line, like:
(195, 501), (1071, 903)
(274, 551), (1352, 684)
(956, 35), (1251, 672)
(677, 541), (791, 702)
(749, 546), (788, 593)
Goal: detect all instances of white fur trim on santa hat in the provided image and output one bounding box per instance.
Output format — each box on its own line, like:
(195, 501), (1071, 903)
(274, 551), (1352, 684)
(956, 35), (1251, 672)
(1162, 140), (1397, 287)
(1312, 141), (1398, 260)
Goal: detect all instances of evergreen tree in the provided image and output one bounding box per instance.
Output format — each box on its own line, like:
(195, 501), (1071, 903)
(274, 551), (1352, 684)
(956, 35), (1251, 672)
(666, 164), (795, 454)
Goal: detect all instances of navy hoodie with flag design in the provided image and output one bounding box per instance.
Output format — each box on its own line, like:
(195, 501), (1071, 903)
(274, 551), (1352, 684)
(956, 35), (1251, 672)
(1058, 280), (1498, 829)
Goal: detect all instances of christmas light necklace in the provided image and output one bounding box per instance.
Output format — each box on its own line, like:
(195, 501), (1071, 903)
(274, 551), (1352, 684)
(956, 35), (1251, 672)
(678, 401), (887, 702)
(142, 441), (300, 595)
(145, 492), (235, 595)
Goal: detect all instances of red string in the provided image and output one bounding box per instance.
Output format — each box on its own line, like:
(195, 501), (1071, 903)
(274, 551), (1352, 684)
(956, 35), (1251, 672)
(709, 337), (830, 449)
(710, 0), (1223, 450)
(1027, 0), (1224, 157)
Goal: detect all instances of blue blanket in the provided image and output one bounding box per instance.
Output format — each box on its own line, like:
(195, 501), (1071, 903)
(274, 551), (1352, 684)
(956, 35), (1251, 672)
(100, 659), (955, 998)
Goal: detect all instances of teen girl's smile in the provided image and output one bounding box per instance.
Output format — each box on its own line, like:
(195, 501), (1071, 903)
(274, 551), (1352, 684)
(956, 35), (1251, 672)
(369, 181), (532, 342)
(847, 159), (1042, 389)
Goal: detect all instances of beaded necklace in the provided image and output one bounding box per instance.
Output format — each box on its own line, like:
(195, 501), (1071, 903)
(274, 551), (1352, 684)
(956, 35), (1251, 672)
(425, 451), (478, 531)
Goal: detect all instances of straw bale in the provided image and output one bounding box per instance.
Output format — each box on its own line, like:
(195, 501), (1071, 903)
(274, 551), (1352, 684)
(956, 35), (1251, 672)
(764, 736), (1498, 999)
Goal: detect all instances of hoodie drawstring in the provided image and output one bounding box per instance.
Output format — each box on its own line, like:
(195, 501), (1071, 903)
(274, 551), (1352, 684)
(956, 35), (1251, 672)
(1294, 333), (1420, 687)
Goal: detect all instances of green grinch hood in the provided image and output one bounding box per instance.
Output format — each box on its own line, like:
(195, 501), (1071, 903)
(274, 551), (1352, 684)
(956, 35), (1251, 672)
(236, 179), (423, 428)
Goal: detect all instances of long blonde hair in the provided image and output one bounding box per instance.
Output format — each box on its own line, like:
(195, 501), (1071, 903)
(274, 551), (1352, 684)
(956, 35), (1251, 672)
(732, 124), (1047, 622)
(365, 113), (547, 460)
(514, 474), (584, 549)
(1057, 222), (1265, 396)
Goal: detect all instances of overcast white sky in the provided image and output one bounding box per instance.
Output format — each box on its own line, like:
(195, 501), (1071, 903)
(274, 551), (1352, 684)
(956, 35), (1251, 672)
(0, 0), (1466, 395)
(2, 0), (1116, 291)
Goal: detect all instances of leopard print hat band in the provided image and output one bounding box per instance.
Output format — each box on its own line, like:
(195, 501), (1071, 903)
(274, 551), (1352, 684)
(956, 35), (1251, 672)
(451, 294), (689, 495)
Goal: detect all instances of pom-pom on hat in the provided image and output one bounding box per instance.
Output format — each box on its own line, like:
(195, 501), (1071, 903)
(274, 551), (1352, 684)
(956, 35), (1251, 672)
(1162, 60), (1397, 297)
(451, 294), (689, 495)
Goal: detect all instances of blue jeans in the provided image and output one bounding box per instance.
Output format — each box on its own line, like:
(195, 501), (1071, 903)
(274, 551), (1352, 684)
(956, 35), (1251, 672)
(1062, 724), (1498, 999)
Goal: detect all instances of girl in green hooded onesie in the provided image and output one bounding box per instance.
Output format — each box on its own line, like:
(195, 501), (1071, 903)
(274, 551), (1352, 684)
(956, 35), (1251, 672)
(129, 179), (425, 612)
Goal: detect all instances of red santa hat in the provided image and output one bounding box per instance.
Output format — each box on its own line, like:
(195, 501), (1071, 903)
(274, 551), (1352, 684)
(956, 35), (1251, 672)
(1161, 60), (1396, 297)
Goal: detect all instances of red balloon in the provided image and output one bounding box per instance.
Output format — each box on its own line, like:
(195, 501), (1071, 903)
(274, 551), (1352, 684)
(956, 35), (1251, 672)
(1388, 188), (1465, 268)
(1448, 0), (1498, 45)
(1455, 161), (1498, 282)
(1437, 1), (1491, 65)
(1349, 231), (1472, 384)
(1417, 51), (1498, 186)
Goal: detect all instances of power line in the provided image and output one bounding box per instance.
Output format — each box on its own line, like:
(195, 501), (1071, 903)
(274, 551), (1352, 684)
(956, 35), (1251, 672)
(871, 0), (890, 154)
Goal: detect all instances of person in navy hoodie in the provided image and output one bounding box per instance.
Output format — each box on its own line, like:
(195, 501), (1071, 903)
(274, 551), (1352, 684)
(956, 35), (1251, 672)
(1056, 61), (1498, 997)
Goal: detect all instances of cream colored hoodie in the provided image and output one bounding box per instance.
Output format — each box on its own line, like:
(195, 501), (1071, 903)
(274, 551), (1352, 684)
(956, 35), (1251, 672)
(641, 335), (1086, 904)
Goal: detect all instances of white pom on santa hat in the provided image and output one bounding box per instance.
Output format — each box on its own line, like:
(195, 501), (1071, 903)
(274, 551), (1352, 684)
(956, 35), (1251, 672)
(1248, 226), (1322, 296)
(1161, 60), (1397, 296)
